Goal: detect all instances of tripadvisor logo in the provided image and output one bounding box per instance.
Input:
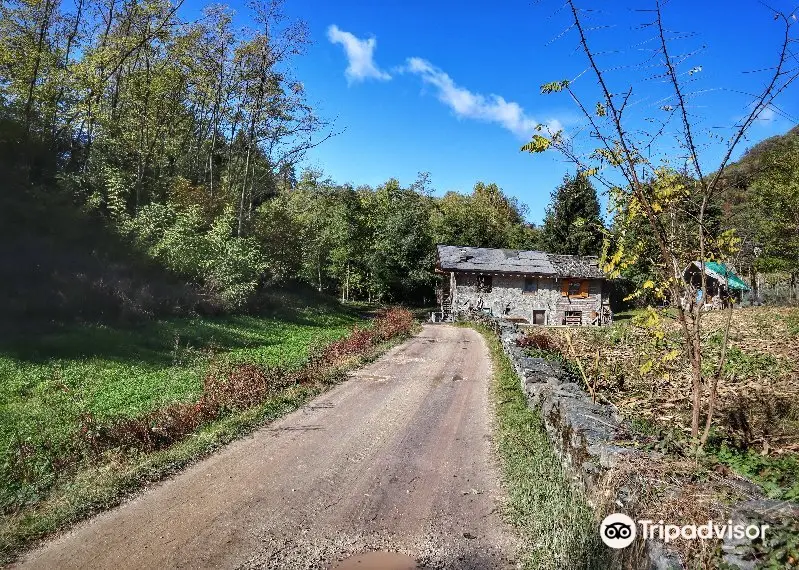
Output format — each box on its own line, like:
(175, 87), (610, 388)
(600, 513), (636, 548)
(600, 513), (770, 549)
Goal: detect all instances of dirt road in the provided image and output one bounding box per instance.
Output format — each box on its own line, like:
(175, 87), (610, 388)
(17, 325), (519, 569)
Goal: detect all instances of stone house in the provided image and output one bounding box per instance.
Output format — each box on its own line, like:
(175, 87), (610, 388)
(435, 245), (611, 326)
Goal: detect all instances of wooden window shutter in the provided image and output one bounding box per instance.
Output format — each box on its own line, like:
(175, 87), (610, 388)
(579, 280), (589, 298)
(561, 279), (569, 296)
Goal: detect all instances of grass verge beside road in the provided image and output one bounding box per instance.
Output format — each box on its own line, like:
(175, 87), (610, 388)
(1, 305), (358, 513)
(465, 323), (607, 570)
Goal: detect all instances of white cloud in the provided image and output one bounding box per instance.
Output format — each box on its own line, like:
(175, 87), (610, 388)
(754, 106), (776, 124)
(327, 25), (391, 84)
(404, 57), (560, 139)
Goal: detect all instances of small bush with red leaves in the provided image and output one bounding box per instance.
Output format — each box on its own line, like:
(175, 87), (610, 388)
(316, 307), (413, 364)
(88, 399), (220, 453)
(88, 362), (289, 453)
(204, 363), (288, 411)
(516, 331), (558, 352)
(318, 327), (376, 363)
(372, 308), (414, 342)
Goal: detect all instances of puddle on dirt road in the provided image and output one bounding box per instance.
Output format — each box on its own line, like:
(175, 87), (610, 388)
(330, 551), (419, 569)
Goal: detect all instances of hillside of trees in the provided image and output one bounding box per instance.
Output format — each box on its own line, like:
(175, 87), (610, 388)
(717, 126), (799, 302)
(2, 0), (794, 326)
(1, 166), (545, 324)
(597, 126), (799, 307)
(0, 0), (554, 324)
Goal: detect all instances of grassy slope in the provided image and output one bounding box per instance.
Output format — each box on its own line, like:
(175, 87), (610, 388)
(0, 303), (359, 499)
(465, 323), (607, 570)
(0, 184), (205, 328)
(1, 299), (413, 562)
(2, 384), (323, 561)
(1, 310), (357, 419)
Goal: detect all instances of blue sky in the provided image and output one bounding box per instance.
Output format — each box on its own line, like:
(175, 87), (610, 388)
(194, 0), (799, 224)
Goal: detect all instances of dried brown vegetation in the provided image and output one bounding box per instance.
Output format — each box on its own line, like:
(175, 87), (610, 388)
(516, 330), (559, 352)
(598, 452), (758, 566)
(518, 307), (799, 565)
(557, 308), (799, 454)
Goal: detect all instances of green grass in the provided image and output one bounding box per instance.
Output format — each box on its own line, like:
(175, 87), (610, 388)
(711, 445), (799, 502)
(784, 311), (799, 337)
(1, 310), (357, 415)
(611, 308), (647, 321)
(613, 307), (678, 322)
(1, 384), (322, 561)
(465, 323), (608, 570)
(0, 303), (360, 514)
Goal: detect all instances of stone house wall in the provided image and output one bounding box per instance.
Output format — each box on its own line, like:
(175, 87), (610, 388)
(449, 272), (604, 325)
(551, 278), (604, 325)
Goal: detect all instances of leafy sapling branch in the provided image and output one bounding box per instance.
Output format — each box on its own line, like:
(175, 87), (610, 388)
(523, 0), (799, 449)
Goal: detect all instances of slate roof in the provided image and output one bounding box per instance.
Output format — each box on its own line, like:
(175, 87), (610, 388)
(435, 245), (606, 279)
(548, 254), (606, 279)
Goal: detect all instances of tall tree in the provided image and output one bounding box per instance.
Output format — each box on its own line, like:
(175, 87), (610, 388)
(430, 181), (541, 250)
(540, 173), (603, 256)
(364, 178), (434, 302)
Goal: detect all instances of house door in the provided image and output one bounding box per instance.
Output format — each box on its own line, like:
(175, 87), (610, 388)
(533, 310), (545, 325)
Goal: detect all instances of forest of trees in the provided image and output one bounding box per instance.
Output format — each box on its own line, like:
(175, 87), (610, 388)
(718, 126), (799, 302)
(1, 0), (795, 315)
(241, 173), (547, 304)
(0, 0), (550, 309)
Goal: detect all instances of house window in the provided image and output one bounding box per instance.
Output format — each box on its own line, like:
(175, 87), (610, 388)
(523, 277), (537, 293)
(561, 279), (589, 298)
(477, 275), (492, 293)
(565, 310), (582, 325)
(458, 275), (476, 287)
(533, 310), (546, 325)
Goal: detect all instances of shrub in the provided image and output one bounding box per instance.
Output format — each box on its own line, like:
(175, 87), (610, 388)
(319, 327), (375, 363)
(87, 400), (220, 453)
(315, 307), (414, 364)
(201, 210), (265, 309)
(372, 307), (414, 342)
(124, 204), (265, 310)
(204, 363), (286, 411)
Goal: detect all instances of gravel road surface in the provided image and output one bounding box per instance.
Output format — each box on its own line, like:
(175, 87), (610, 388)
(17, 324), (519, 569)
